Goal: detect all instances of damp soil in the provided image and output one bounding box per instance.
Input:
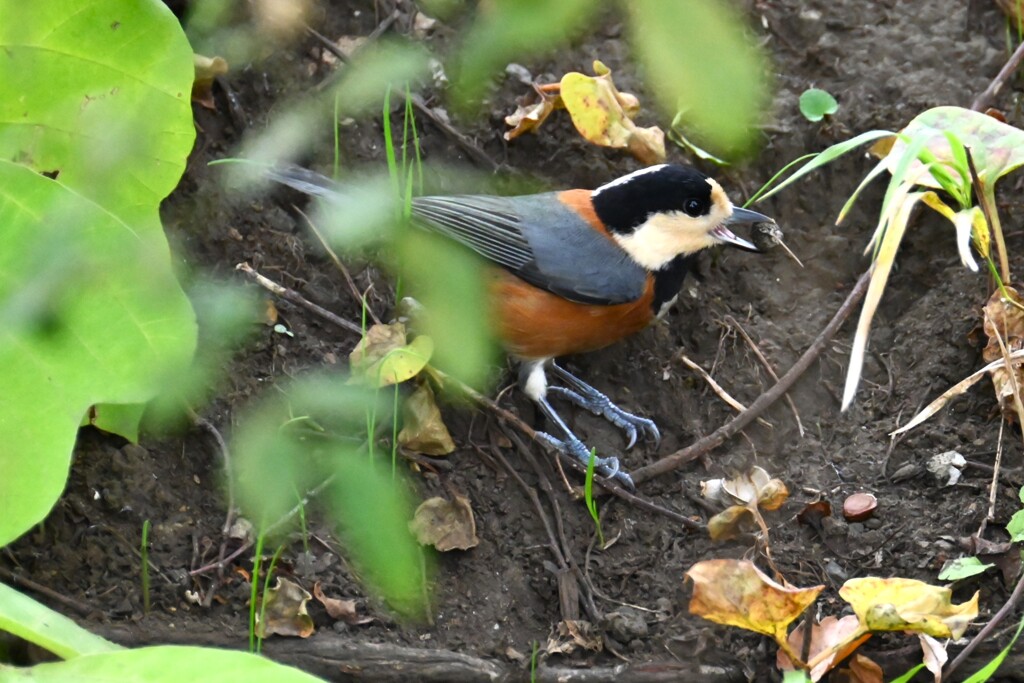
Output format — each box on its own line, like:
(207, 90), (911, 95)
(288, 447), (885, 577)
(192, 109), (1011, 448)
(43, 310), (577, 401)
(6, 1), (1024, 681)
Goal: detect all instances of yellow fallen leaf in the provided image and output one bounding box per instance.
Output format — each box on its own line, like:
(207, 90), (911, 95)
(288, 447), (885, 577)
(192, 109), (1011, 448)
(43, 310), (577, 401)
(504, 88), (562, 141)
(707, 505), (755, 542)
(349, 323), (434, 387)
(839, 577), (979, 639)
(685, 559), (823, 641)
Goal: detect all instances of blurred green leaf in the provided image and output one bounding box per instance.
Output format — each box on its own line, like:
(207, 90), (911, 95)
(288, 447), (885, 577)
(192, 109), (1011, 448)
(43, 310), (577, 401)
(452, 0), (592, 105)
(0, 162), (196, 549)
(629, 0), (768, 155)
(1008, 508), (1024, 542)
(0, 0), (197, 465)
(7, 645), (326, 682)
(0, 0), (195, 228)
(798, 88), (839, 122)
(231, 377), (426, 617)
(0, 582), (120, 660)
(397, 230), (497, 389)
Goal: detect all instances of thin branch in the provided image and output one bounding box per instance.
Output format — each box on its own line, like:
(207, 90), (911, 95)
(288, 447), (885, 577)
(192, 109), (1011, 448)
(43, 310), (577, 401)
(630, 270), (871, 484)
(971, 38), (1024, 112)
(236, 262), (364, 336)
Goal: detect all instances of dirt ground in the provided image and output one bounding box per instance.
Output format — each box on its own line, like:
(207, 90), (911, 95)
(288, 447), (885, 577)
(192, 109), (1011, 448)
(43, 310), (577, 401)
(7, 0), (1024, 681)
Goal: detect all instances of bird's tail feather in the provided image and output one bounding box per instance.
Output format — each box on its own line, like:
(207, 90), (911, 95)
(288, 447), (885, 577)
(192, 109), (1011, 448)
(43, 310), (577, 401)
(263, 164), (345, 200)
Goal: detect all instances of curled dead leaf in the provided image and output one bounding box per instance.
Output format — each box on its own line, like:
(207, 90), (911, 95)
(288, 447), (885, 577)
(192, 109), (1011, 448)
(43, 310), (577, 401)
(255, 577), (315, 638)
(777, 615), (868, 682)
(312, 581), (373, 625)
(349, 322), (433, 387)
(399, 382), (455, 455)
(982, 286), (1024, 422)
(707, 505), (755, 542)
(409, 494), (479, 551)
(192, 54), (228, 109)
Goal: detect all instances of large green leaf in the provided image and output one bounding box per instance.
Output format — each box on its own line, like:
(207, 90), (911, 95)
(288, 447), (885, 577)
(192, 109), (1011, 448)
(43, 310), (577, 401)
(0, 645), (326, 682)
(0, 161), (195, 548)
(0, 0), (195, 227)
(0, 0), (197, 546)
(0, 582), (120, 660)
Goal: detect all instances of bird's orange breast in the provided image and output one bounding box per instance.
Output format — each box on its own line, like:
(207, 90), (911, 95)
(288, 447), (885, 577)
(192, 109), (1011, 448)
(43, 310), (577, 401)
(489, 268), (655, 360)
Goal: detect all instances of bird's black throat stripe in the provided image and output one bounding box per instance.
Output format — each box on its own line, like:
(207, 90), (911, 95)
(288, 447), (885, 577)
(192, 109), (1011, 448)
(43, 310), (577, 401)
(651, 254), (698, 314)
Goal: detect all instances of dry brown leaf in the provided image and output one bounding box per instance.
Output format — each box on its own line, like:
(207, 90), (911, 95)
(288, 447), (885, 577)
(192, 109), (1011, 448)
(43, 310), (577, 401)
(349, 322), (433, 387)
(836, 654), (884, 683)
(192, 54), (228, 110)
(503, 88), (562, 140)
(255, 577), (315, 638)
(409, 494), (479, 551)
(982, 286), (1024, 422)
(544, 620), (602, 655)
(685, 559), (823, 641)
(399, 382), (455, 455)
(312, 581), (372, 625)
(707, 505), (756, 541)
(777, 615), (869, 681)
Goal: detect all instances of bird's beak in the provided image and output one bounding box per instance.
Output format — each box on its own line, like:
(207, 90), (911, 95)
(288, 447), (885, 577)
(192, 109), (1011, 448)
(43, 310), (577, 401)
(711, 206), (773, 252)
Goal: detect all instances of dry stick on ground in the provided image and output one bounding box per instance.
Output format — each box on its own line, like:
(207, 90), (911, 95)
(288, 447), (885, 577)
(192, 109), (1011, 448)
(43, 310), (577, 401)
(630, 270), (871, 485)
(722, 314), (805, 437)
(236, 262), (364, 336)
(678, 351), (772, 428)
(187, 409), (237, 606)
(945, 566), (1024, 679)
(971, 37), (1024, 112)
(294, 206), (382, 325)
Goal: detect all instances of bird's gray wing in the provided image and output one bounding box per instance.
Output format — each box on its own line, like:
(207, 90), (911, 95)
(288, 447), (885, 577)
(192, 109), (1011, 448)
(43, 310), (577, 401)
(411, 193), (647, 305)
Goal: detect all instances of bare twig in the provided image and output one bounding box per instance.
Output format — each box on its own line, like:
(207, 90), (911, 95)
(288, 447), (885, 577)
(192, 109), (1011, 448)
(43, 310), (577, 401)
(678, 351), (772, 428)
(971, 38), (1024, 113)
(236, 262), (364, 336)
(630, 270), (871, 484)
(294, 206), (382, 325)
(945, 566), (1024, 678)
(723, 315), (805, 436)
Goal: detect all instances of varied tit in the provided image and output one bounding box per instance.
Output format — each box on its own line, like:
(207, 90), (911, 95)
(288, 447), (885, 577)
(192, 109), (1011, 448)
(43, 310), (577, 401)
(266, 163), (773, 488)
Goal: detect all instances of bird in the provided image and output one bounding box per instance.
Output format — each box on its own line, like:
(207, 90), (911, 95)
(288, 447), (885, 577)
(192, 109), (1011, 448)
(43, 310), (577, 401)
(264, 163), (773, 488)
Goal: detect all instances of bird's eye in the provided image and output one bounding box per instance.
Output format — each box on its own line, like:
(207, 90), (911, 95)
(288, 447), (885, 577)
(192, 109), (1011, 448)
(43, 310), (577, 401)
(683, 199), (703, 217)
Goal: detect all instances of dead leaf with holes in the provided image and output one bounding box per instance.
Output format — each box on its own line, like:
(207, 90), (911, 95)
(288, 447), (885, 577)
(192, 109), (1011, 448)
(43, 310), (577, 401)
(504, 86), (563, 140)
(685, 559), (823, 642)
(982, 285), (1024, 422)
(399, 382), (455, 455)
(410, 494), (479, 551)
(255, 577), (315, 638)
(312, 581), (373, 626)
(839, 577), (979, 639)
(544, 620), (602, 655)
(702, 466), (789, 541)
(349, 322), (433, 387)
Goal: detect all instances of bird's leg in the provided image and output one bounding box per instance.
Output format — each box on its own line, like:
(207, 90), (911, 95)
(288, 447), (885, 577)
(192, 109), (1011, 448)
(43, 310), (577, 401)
(519, 361), (635, 489)
(547, 362), (660, 449)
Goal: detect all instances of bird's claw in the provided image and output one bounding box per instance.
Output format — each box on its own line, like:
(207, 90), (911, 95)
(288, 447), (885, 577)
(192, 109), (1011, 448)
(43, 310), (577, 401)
(547, 386), (660, 450)
(536, 432), (636, 489)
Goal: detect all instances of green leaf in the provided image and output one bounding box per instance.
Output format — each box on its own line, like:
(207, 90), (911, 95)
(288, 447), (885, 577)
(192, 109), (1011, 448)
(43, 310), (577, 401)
(0, 0), (195, 227)
(363, 336), (435, 388)
(0, 163), (196, 548)
(1008, 508), (1024, 542)
(0, 583), (120, 660)
(629, 0), (768, 154)
(938, 556), (994, 582)
(798, 88), (839, 122)
(231, 379), (427, 618)
(451, 0), (592, 106)
(889, 106), (1024, 192)
(0, 0), (197, 461)
(0, 645), (326, 682)
(889, 663), (926, 683)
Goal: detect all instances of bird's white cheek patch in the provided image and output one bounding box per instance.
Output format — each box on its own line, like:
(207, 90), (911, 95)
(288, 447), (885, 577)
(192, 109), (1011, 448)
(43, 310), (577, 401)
(613, 213), (713, 270)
